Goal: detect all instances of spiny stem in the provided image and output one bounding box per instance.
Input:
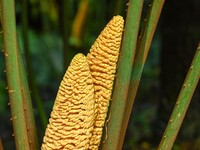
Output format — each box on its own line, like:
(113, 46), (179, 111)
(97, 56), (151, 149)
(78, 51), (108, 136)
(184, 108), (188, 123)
(158, 42), (200, 150)
(17, 38), (39, 149)
(101, 0), (144, 149)
(1, 0), (30, 149)
(22, 0), (48, 129)
(120, 0), (165, 146)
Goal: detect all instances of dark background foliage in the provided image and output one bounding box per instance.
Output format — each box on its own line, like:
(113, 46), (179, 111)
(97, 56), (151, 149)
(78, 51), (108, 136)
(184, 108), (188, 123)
(0, 0), (199, 149)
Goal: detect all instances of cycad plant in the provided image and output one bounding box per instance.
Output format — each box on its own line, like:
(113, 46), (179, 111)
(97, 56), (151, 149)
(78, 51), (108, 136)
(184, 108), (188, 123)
(0, 0), (200, 149)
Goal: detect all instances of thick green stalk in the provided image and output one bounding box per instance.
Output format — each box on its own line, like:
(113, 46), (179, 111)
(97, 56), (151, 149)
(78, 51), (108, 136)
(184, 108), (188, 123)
(22, 0), (48, 129)
(119, 0), (165, 147)
(1, 0), (30, 149)
(158, 43), (200, 150)
(17, 39), (39, 149)
(101, 0), (143, 149)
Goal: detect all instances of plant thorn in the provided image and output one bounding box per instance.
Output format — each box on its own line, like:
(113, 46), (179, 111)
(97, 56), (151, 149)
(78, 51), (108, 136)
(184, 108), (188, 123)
(8, 90), (15, 93)
(13, 116), (17, 120)
(4, 53), (8, 57)
(103, 112), (112, 143)
(178, 113), (181, 117)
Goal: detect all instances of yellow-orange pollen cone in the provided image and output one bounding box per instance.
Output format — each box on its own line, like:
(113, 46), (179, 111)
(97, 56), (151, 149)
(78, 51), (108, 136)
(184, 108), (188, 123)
(42, 53), (95, 150)
(87, 15), (124, 149)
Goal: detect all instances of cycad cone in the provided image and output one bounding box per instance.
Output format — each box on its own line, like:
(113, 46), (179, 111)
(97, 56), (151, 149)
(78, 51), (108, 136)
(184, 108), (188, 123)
(42, 15), (124, 150)
(87, 15), (124, 149)
(42, 54), (95, 149)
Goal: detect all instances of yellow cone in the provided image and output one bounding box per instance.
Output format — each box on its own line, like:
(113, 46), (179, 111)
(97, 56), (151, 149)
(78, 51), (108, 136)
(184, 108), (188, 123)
(87, 15), (124, 149)
(42, 53), (95, 150)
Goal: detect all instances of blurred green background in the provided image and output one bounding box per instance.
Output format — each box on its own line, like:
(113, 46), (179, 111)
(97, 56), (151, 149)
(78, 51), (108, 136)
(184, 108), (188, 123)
(0, 0), (200, 149)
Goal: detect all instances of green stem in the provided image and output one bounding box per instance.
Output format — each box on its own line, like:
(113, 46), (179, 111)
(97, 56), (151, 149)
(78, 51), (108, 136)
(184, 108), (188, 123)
(22, 0), (48, 129)
(17, 45), (39, 149)
(158, 42), (200, 150)
(120, 0), (165, 146)
(101, 0), (143, 149)
(1, 0), (30, 149)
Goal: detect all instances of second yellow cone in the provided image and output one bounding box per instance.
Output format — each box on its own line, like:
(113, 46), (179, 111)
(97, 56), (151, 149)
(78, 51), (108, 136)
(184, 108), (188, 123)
(87, 15), (124, 149)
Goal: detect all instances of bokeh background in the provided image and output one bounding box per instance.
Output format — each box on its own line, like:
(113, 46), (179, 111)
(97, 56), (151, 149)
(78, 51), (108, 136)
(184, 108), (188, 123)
(0, 0), (200, 149)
